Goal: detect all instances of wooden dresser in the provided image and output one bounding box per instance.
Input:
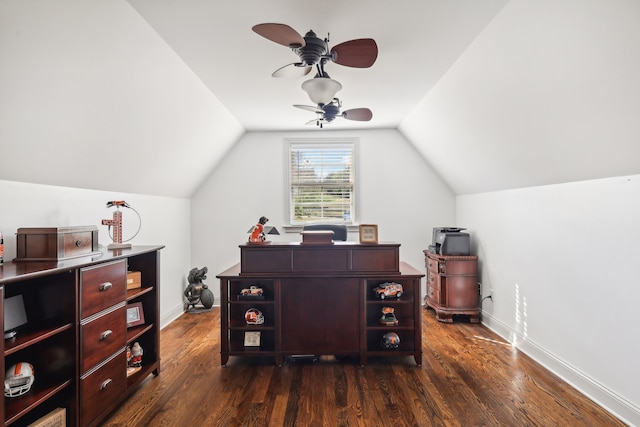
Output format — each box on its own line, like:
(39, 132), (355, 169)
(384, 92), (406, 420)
(218, 242), (424, 366)
(423, 250), (480, 323)
(0, 245), (163, 427)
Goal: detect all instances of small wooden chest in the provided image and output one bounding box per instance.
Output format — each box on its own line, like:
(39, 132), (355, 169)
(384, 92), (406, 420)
(15, 226), (100, 262)
(300, 230), (334, 245)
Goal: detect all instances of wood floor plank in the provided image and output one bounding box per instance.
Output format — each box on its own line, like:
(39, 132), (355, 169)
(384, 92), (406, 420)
(101, 307), (627, 426)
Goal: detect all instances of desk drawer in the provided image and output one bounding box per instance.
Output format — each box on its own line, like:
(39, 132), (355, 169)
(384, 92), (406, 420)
(80, 349), (127, 427)
(80, 260), (126, 318)
(81, 305), (126, 373)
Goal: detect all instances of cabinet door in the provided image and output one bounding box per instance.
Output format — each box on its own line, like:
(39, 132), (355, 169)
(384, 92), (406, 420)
(281, 278), (360, 354)
(445, 276), (479, 309)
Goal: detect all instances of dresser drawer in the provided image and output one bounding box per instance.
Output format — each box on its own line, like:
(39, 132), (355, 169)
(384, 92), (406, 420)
(427, 282), (441, 304)
(426, 256), (440, 274)
(80, 349), (127, 427)
(81, 304), (127, 373)
(80, 260), (126, 318)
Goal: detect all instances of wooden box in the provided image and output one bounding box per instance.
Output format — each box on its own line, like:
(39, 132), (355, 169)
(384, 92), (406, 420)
(15, 226), (100, 262)
(126, 271), (142, 290)
(301, 230), (334, 245)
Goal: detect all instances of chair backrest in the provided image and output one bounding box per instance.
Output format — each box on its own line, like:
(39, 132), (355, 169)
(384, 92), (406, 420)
(302, 224), (348, 241)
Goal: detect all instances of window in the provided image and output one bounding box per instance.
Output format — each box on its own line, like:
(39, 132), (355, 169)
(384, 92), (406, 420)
(287, 138), (356, 225)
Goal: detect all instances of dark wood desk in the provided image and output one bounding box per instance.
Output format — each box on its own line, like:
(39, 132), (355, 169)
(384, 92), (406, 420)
(217, 242), (424, 366)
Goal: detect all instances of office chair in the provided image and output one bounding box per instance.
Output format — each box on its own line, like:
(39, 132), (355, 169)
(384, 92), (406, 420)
(301, 224), (348, 241)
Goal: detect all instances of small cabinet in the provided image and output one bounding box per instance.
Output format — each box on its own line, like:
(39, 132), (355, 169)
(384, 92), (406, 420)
(424, 250), (480, 323)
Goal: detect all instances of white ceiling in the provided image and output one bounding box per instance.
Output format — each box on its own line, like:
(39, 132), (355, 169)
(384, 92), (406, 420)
(127, 0), (508, 131)
(2, 0), (640, 198)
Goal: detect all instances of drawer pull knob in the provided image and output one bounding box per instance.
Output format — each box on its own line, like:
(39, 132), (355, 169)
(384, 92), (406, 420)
(99, 282), (112, 291)
(75, 240), (83, 247)
(100, 378), (112, 390)
(100, 330), (113, 341)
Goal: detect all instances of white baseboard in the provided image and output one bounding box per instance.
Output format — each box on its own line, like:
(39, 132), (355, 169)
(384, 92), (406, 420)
(160, 303), (185, 330)
(482, 311), (639, 427)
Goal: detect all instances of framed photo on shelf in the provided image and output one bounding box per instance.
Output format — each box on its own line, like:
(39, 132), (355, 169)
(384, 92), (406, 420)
(126, 302), (145, 328)
(244, 331), (261, 347)
(359, 224), (378, 244)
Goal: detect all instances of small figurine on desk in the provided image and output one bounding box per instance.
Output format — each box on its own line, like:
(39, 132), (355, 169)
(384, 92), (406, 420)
(129, 342), (143, 367)
(248, 216), (269, 243)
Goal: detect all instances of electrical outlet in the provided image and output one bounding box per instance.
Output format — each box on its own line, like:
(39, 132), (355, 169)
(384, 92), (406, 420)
(489, 288), (494, 299)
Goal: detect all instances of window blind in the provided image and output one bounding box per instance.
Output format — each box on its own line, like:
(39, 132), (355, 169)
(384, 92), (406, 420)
(288, 141), (355, 224)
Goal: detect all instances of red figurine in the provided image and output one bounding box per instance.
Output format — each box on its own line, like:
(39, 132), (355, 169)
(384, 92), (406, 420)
(249, 216), (269, 243)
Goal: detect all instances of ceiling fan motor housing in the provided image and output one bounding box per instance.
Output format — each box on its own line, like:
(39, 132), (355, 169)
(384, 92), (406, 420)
(322, 101), (340, 122)
(295, 30), (329, 66)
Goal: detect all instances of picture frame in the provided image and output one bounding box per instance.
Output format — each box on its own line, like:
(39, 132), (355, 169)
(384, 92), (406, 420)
(359, 224), (379, 244)
(244, 331), (261, 347)
(126, 302), (145, 328)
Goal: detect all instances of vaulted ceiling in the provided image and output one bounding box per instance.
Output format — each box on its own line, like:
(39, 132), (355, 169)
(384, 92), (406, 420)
(1, 1), (639, 198)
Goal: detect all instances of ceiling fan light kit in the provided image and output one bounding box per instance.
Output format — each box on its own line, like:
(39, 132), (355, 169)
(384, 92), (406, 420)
(301, 77), (342, 105)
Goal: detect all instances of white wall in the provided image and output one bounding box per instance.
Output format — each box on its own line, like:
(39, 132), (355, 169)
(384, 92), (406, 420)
(458, 175), (640, 426)
(191, 128), (455, 299)
(0, 179), (191, 328)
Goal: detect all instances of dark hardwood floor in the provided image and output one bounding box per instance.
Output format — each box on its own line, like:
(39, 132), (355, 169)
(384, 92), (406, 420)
(102, 307), (625, 426)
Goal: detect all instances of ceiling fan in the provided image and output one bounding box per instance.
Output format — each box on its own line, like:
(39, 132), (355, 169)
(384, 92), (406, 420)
(252, 23), (378, 78)
(294, 98), (373, 128)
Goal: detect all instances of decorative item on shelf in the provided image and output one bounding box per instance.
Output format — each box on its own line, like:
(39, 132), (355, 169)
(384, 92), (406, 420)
(372, 282), (403, 300)
(359, 224), (378, 244)
(14, 226), (100, 262)
(380, 306), (398, 326)
(126, 302), (145, 328)
(128, 342), (143, 368)
(101, 200), (141, 250)
(245, 308), (265, 325)
(183, 266), (214, 313)
(4, 294), (28, 339)
(127, 271), (142, 290)
(239, 285), (264, 300)
(244, 331), (261, 347)
(247, 216), (279, 244)
(380, 332), (400, 349)
(4, 362), (35, 397)
(27, 407), (66, 427)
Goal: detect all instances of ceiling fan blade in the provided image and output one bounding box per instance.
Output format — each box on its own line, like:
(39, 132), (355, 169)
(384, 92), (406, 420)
(252, 23), (305, 48)
(294, 104), (322, 113)
(342, 108), (373, 121)
(331, 39), (378, 68)
(272, 63), (313, 78)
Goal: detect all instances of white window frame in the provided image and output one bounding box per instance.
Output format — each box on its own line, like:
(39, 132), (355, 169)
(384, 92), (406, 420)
(285, 138), (357, 226)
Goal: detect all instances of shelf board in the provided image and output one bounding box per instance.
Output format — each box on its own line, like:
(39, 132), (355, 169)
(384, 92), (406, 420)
(126, 323), (154, 342)
(4, 323), (74, 356)
(126, 286), (154, 302)
(5, 379), (71, 426)
(126, 361), (159, 389)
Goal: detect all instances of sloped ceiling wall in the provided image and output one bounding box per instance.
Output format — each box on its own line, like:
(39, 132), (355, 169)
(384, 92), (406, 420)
(1, 1), (639, 198)
(400, 0), (640, 195)
(0, 1), (243, 198)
